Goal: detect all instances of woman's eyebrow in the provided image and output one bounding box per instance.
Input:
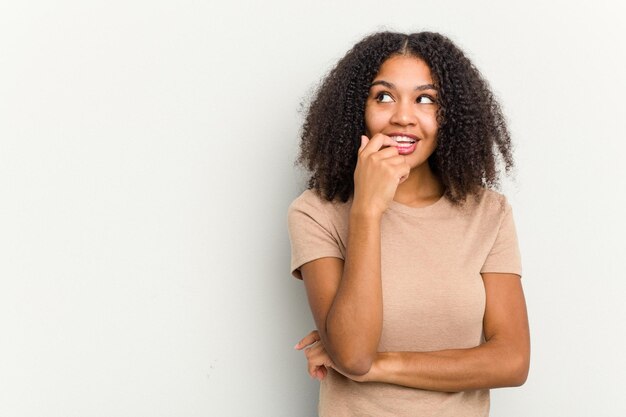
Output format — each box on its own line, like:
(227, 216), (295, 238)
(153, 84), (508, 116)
(370, 80), (437, 91)
(415, 83), (437, 91)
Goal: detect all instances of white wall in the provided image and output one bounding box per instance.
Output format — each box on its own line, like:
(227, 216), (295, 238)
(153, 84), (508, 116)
(1, 0), (625, 416)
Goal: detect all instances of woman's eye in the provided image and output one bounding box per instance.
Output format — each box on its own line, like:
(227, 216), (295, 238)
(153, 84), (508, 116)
(417, 95), (436, 104)
(375, 92), (393, 103)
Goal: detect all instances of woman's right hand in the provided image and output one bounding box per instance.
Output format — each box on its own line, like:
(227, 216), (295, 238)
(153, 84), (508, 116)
(352, 134), (411, 217)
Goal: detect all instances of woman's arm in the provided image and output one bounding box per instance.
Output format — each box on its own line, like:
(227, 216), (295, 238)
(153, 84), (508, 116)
(300, 135), (410, 376)
(299, 273), (530, 391)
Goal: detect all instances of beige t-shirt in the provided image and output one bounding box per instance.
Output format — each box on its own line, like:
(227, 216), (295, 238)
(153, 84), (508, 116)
(287, 188), (522, 417)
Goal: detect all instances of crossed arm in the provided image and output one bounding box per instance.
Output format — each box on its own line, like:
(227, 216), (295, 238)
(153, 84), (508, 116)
(292, 135), (529, 391)
(296, 254), (530, 392)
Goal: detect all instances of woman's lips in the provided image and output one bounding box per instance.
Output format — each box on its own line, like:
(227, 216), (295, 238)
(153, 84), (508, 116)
(389, 134), (419, 155)
(388, 132), (419, 141)
(395, 140), (417, 155)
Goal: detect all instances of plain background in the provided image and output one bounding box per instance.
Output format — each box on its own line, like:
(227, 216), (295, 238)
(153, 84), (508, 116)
(1, 0), (625, 416)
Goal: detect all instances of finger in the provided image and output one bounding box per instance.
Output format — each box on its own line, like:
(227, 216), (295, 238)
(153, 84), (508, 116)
(308, 344), (334, 369)
(385, 155), (410, 165)
(381, 155), (411, 174)
(358, 135), (369, 152)
(398, 160), (411, 183)
(308, 359), (320, 379)
(371, 145), (400, 160)
(302, 340), (331, 380)
(368, 133), (399, 150)
(295, 330), (320, 350)
(376, 155), (410, 182)
(304, 340), (324, 359)
(360, 133), (388, 155)
(402, 157), (411, 175)
(379, 137), (398, 149)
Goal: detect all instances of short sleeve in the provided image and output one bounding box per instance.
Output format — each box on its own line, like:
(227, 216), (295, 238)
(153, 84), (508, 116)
(480, 200), (523, 277)
(287, 191), (344, 279)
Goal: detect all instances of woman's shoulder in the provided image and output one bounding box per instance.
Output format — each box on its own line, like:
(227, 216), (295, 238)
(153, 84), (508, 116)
(288, 189), (352, 225)
(463, 187), (512, 216)
(289, 189), (324, 208)
(289, 189), (351, 210)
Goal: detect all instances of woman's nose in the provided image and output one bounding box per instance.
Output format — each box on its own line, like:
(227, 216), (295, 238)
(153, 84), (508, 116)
(390, 102), (417, 126)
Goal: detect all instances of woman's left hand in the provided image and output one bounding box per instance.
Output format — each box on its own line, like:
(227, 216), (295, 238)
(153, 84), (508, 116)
(295, 330), (333, 380)
(295, 330), (371, 382)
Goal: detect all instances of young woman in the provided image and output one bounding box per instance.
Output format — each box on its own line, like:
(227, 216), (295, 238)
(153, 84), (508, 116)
(287, 31), (529, 416)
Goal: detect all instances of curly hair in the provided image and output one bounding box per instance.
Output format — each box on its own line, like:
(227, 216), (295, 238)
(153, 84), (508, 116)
(296, 31), (514, 206)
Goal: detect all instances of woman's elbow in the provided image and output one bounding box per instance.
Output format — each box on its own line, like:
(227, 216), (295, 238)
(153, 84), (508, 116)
(512, 363), (530, 387)
(507, 352), (530, 387)
(324, 335), (377, 376)
(332, 351), (374, 376)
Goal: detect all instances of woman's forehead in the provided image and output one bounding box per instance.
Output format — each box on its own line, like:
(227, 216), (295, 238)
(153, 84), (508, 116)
(371, 55), (435, 89)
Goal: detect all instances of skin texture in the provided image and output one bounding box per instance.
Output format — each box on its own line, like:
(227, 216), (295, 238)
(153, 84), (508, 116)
(294, 53), (530, 390)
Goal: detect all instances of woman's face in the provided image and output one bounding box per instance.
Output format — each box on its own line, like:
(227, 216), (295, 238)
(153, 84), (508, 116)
(364, 55), (439, 171)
